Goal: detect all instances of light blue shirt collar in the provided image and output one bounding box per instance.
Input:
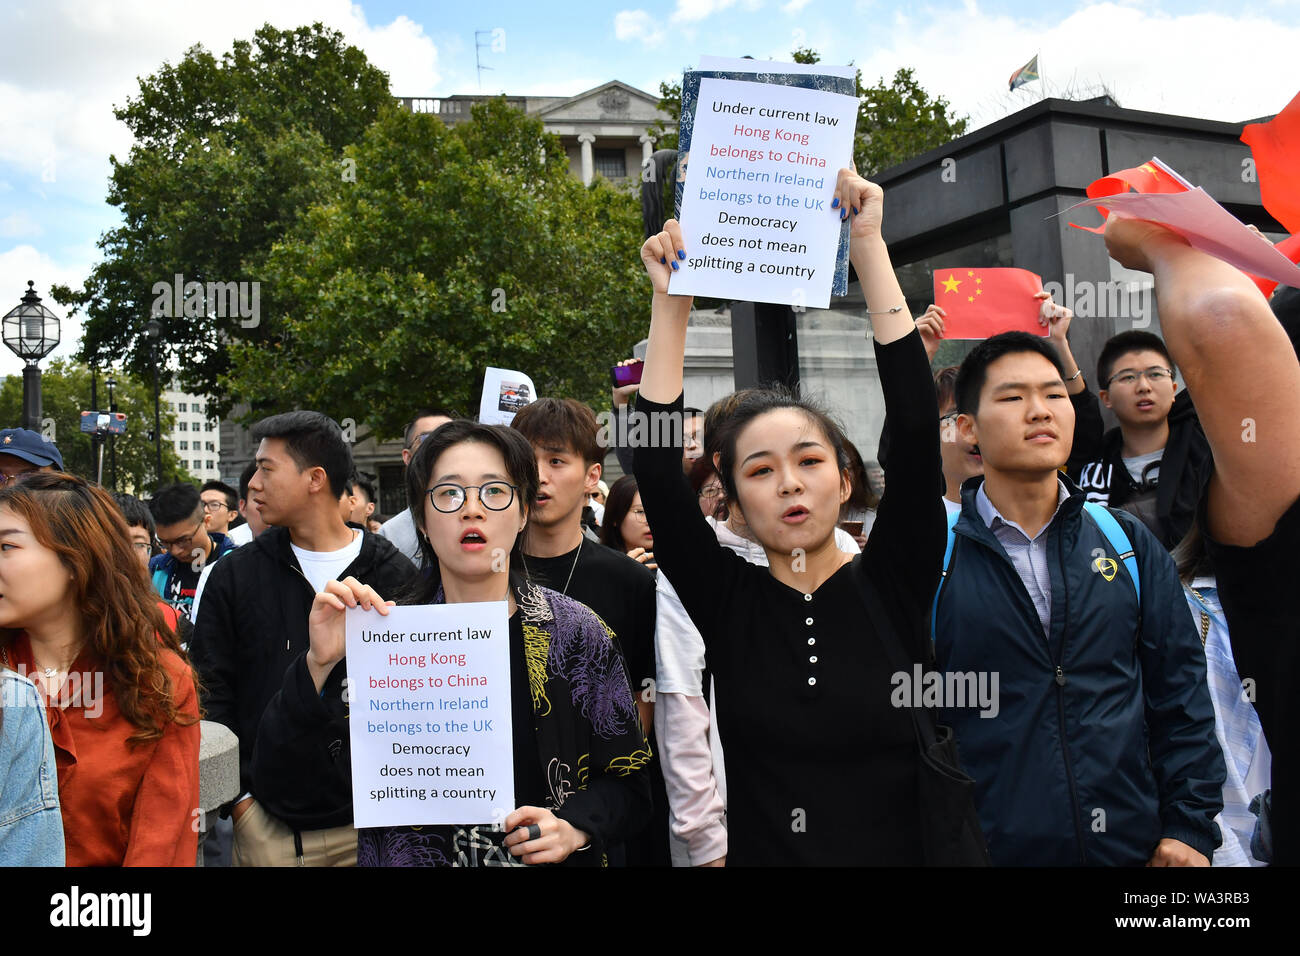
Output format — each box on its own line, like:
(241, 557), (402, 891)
(975, 478), (1071, 541)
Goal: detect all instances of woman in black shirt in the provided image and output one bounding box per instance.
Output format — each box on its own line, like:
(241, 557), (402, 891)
(633, 169), (946, 865)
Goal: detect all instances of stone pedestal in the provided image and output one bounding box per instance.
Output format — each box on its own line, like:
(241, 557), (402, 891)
(197, 720), (239, 867)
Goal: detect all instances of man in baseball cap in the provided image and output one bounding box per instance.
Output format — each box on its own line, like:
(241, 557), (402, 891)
(0, 428), (64, 482)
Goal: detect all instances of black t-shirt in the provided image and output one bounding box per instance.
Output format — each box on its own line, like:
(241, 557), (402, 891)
(1201, 489), (1300, 865)
(520, 539), (657, 693)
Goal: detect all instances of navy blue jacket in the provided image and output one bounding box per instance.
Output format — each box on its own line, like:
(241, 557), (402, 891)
(933, 476), (1224, 866)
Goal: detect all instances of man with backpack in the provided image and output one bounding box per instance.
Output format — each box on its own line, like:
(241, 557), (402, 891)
(931, 331), (1225, 866)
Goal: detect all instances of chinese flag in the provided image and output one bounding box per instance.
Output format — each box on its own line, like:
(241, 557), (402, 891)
(1248, 232), (1300, 299)
(1071, 160), (1190, 233)
(1241, 91), (1300, 234)
(932, 267), (1045, 339)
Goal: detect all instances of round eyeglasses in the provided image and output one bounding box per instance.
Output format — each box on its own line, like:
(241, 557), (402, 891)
(1106, 367), (1173, 388)
(427, 481), (518, 513)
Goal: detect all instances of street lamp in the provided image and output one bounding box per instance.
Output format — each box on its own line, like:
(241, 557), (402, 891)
(2, 281), (62, 430)
(145, 319), (163, 487)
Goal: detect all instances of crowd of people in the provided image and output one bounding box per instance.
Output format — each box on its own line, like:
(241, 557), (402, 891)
(0, 166), (1296, 869)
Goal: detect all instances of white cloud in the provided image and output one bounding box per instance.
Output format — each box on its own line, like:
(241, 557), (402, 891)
(783, 0), (814, 13)
(844, 2), (1300, 132)
(614, 10), (666, 47)
(0, 245), (90, 379)
(672, 0), (739, 24)
(0, 212), (43, 239)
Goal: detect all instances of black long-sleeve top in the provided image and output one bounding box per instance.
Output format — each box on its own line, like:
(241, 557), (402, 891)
(633, 328), (945, 865)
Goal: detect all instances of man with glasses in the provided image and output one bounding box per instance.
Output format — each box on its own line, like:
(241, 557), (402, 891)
(148, 483), (237, 620)
(1069, 330), (1212, 549)
(0, 427), (64, 481)
(200, 480), (241, 535)
(378, 407), (456, 566)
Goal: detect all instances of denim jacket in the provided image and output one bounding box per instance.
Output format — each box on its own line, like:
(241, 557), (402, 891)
(0, 670), (65, 866)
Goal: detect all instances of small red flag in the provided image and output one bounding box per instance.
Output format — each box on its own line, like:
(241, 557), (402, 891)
(931, 267), (1045, 339)
(1248, 232), (1300, 298)
(1241, 91), (1300, 234)
(1072, 160), (1190, 233)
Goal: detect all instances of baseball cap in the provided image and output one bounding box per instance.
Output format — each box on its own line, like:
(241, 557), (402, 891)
(0, 428), (65, 470)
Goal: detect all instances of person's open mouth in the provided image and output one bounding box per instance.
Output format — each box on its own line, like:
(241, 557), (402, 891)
(781, 505), (810, 524)
(460, 528), (488, 552)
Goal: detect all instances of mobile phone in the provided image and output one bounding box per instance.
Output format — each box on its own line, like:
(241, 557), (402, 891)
(80, 410), (128, 436)
(838, 520), (864, 538)
(611, 362), (644, 388)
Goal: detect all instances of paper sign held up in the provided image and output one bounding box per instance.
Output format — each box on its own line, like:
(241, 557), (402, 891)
(932, 267), (1045, 339)
(346, 602), (514, 829)
(668, 76), (859, 309)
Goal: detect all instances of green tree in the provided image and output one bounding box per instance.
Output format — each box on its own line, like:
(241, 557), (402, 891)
(649, 50), (967, 176)
(855, 68), (968, 175)
(54, 23), (392, 415)
(0, 361), (188, 492)
(221, 98), (647, 438)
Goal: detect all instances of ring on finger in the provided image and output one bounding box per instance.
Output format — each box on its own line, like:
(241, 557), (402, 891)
(527, 823), (541, 841)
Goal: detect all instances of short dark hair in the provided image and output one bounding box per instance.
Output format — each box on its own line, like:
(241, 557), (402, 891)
(955, 332), (1066, 415)
(403, 420), (540, 601)
(403, 408), (458, 448)
(113, 492), (155, 537)
(238, 461), (258, 503)
(352, 471), (376, 503)
(511, 398), (604, 466)
(1097, 331), (1174, 387)
(600, 475), (641, 552)
(250, 411), (353, 498)
(149, 482), (203, 527)
(201, 479), (238, 512)
(934, 365), (960, 413)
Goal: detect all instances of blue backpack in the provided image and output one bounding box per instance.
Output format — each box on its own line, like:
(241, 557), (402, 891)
(931, 501), (1139, 642)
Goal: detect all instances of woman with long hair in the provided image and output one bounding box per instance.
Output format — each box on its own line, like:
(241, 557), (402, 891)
(304, 421), (651, 866)
(634, 170), (957, 865)
(0, 473), (200, 866)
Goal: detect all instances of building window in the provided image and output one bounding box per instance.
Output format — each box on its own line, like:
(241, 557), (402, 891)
(594, 148), (626, 180)
(207, 442), (215, 451)
(179, 441), (188, 450)
(178, 422), (187, 431)
(207, 460), (215, 469)
(179, 402), (188, 412)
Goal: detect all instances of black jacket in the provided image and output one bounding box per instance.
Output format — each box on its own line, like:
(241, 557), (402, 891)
(1069, 388), (1212, 550)
(189, 525), (416, 828)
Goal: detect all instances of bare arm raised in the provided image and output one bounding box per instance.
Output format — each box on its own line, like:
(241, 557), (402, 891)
(1104, 217), (1300, 545)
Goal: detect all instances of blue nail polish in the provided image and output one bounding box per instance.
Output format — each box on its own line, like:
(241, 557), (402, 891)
(852, 206), (859, 215)
(831, 197), (840, 208)
(671, 260), (679, 271)
(677, 249), (686, 260)
(660, 257), (666, 264)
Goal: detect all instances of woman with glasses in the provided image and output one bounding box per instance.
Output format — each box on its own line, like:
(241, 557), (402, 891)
(0, 473), (200, 866)
(305, 421), (651, 866)
(599, 475), (656, 569)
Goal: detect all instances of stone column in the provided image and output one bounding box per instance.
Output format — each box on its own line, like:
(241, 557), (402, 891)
(639, 132), (654, 163)
(578, 133), (596, 185)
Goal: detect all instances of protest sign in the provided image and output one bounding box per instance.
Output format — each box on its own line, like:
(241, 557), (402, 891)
(932, 267), (1045, 339)
(346, 602), (514, 829)
(479, 367), (536, 426)
(669, 75), (858, 308)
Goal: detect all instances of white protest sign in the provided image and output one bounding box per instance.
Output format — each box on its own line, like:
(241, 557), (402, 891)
(479, 367), (536, 426)
(346, 602), (514, 829)
(669, 77), (858, 308)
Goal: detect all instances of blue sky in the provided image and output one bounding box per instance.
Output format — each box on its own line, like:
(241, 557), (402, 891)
(2, 0), (1297, 376)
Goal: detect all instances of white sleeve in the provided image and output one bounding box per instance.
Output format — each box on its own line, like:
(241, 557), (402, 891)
(654, 572), (705, 696)
(191, 560), (216, 625)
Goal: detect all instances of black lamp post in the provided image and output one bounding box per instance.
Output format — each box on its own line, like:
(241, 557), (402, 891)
(2, 281), (62, 430)
(145, 319), (163, 487)
(106, 373), (118, 490)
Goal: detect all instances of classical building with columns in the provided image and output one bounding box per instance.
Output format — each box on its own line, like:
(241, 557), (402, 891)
(396, 80), (667, 185)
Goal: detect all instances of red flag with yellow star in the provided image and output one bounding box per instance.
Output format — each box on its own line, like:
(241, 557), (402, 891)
(932, 267), (1045, 339)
